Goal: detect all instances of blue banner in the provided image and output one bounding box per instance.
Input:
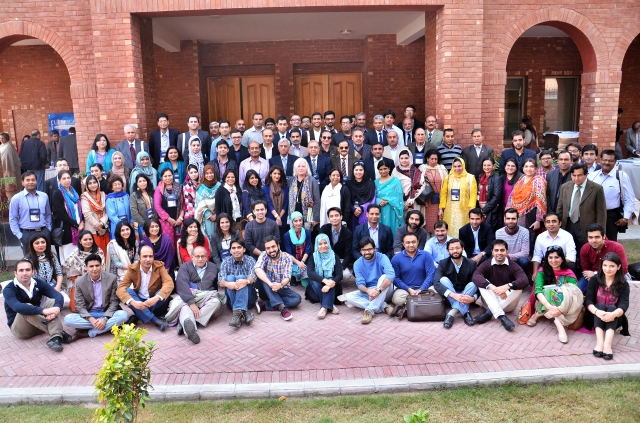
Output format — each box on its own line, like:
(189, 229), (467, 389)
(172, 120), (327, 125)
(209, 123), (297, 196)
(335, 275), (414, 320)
(48, 112), (75, 136)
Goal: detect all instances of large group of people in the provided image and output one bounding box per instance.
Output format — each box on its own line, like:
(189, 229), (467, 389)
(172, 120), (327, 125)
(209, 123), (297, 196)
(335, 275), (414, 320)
(1, 108), (633, 361)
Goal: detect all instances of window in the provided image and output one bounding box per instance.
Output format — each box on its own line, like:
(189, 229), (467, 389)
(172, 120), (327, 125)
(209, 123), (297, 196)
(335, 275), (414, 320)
(543, 77), (579, 132)
(504, 78), (524, 141)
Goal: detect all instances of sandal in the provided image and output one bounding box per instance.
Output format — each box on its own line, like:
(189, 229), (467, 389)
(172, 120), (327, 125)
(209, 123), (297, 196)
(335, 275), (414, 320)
(317, 308), (327, 319)
(331, 307), (340, 315)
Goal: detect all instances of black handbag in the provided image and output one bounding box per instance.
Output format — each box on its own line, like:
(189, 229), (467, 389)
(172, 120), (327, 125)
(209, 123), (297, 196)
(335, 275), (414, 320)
(406, 290), (447, 322)
(51, 220), (64, 246)
(415, 181), (434, 206)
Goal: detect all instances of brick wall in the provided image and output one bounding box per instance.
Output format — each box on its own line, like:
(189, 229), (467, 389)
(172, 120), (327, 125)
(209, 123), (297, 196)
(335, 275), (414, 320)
(619, 35), (640, 144)
(0, 45), (73, 141)
(139, 17), (157, 137)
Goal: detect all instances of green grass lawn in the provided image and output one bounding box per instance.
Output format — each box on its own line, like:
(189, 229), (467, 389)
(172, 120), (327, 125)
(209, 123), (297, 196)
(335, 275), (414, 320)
(0, 379), (638, 423)
(620, 240), (640, 264)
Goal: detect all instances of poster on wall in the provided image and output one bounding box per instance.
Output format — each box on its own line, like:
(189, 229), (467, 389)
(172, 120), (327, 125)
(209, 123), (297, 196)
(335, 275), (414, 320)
(48, 112), (75, 136)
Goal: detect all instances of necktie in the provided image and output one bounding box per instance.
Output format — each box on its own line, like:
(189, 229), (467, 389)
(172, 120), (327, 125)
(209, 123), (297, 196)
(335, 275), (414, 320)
(341, 157), (347, 179)
(312, 158), (317, 175)
(570, 186), (581, 223)
(428, 132), (432, 143)
(406, 133), (411, 144)
(378, 132), (382, 143)
(129, 142), (137, 166)
(282, 157), (287, 171)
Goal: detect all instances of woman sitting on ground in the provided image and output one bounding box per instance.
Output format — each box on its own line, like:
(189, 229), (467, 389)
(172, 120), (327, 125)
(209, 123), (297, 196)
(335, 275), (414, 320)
(283, 211), (311, 286)
(178, 218), (211, 264)
(105, 221), (139, 285)
(305, 233), (343, 319)
(63, 230), (105, 289)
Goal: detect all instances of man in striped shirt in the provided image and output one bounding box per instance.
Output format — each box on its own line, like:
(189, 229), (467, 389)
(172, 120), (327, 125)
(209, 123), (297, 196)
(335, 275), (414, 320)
(494, 208), (530, 279)
(437, 128), (462, 171)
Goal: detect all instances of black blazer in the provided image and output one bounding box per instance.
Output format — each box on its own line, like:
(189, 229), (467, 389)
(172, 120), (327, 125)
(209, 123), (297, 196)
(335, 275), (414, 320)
(44, 176), (82, 208)
(433, 256), (478, 295)
(480, 173), (504, 232)
(148, 128), (179, 168)
(305, 155), (332, 193)
(273, 132), (290, 143)
(545, 168), (570, 214)
(230, 145), (250, 166)
(413, 118), (425, 130)
(319, 223), (353, 268)
(351, 222), (394, 262)
(498, 148), (537, 175)
(365, 129), (387, 146)
(259, 145), (277, 160)
(332, 131), (352, 146)
(458, 221), (495, 258)
(269, 154), (297, 178)
(363, 157), (395, 181)
(214, 185), (242, 222)
(46, 140), (59, 165)
(52, 189), (81, 245)
(178, 130), (212, 163)
(208, 158), (238, 183)
(330, 154), (356, 180)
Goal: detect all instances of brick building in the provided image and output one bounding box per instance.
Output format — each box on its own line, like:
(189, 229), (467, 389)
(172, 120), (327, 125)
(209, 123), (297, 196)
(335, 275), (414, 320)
(0, 1), (638, 171)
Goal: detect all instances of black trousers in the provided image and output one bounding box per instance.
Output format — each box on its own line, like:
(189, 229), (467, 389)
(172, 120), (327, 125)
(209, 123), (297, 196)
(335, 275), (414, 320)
(605, 209), (621, 242)
(593, 303), (619, 332)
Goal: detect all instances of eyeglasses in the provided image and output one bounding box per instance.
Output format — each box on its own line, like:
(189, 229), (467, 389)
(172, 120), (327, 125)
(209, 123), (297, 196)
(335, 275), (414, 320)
(360, 247), (375, 253)
(321, 136), (332, 140)
(193, 255), (207, 259)
(546, 245), (563, 252)
(567, 149), (579, 154)
(339, 147), (349, 150)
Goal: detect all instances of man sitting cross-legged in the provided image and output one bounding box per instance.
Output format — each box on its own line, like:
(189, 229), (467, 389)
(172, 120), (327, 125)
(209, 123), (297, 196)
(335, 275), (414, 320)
(64, 253), (128, 341)
(388, 232), (435, 316)
(471, 240), (528, 331)
(165, 246), (225, 344)
(218, 239), (258, 328)
(433, 238), (478, 329)
(344, 237), (395, 324)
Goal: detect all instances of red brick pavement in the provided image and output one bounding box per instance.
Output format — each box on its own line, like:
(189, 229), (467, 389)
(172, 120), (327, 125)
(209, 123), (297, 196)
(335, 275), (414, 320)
(0, 282), (638, 388)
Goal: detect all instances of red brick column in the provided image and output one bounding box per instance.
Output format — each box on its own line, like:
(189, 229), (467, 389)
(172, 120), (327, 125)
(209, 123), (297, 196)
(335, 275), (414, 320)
(481, 72), (508, 153)
(579, 71), (621, 149)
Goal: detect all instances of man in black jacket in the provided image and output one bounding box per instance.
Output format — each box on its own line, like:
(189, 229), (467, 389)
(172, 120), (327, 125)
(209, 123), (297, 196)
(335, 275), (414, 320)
(352, 205), (394, 261)
(545, 150), (572, 214)
(433, 239), (478, 329)
(3, 259), (71, 351)
(319, 207), (353, 278)
(44, 158), (82, 208)
(148, 113), (179, 168)
(19, 129), (48, 192)
(458, 208), (495, 265)
(209, 139), (238, 183)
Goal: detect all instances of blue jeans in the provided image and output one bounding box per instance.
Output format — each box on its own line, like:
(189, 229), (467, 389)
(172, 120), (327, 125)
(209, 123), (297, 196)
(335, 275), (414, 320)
(578, 277), (589, 294)
(515, 257), (531, 275)
(344, 275), (390, 314)
(64, 309), (128, 337)
(306, 279), (336, 310)
(256, 280), (302, 311)
(439, 277), (477, 315)
(32, 169), (45, 192)
(224, 274), (257, 311)
(126, 288), (170, 323)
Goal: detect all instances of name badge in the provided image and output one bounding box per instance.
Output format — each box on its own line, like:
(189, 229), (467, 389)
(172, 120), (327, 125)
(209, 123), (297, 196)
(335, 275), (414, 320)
(167, 194), (177, 208)
(29, 208), (40, 222)
(174, 173), (180, 183)
(451, 189), (460, 202)
(146, 208), (154, 218)
(220, 249), (231, 260)
(118, 215), (128, 222)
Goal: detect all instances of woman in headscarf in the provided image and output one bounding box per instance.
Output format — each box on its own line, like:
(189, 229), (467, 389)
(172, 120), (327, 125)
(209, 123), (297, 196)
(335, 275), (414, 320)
(129, 151), (157, 193)
(392, 148), (427, 217)
(305, 233), (343, 319)
(438, 157), (477, 238)
(215, 169), (243, 231)
(287, 158), (321, 230)
(182, 164), (201, 221)
(81, 175), (109, 255)
(284, 211), (311, 287)
(0, 132), (22, 199)
(105, 175), (132, 238)
(157, 145), (185, 184)
(155, 167), (184, 247)
(107, 151), (130, 193)
(187, 135), (205, 177)
(419, 149), (448, 235)
(195, 163), (220, 239)
(264, 165), (289, 240)
(319, 168), (351, 227)
(346, 161), (376, 231)
(52, 170), (84, 262)
(241, 169), (266, 223)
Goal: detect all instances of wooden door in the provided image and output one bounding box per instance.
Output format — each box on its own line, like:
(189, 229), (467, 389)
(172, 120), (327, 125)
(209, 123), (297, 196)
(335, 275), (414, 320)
(328, 73), (362, 119)
(12, 109), (39, 149)
(208, 77), (242, 124)
(294, 74), (329, 118)
(242, 76), (276, 122)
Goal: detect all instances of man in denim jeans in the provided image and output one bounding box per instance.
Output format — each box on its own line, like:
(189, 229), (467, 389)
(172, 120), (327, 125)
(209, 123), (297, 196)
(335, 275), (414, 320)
(218, 239), (257, 328)
(254, 236), (302, 321)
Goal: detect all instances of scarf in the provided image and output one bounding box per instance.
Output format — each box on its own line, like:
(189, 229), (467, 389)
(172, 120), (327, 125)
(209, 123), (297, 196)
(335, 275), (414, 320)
(142, 235), (174, 270)
(313, 233), (336, 278)
(225, 183), (242, 219)
(58, 183), (80, 222)
(134, 151), (154, 177)
(394, 151), (422, 199)
(81, 189), (106, 218)
(243, 170), (265, 202)
(346, 175), (375, 204)
(270, 181), (284, 213)
(201, 163), (216, 189)
(288, 212), (307, 246)
(292, 176), (312, 209)
(479, 172), (490, 203)
(110, 151), (126, 181)
(188, 136), (205, 176)
(185, 164), (201, 206)
(106, 190), (127, 200)
(509, 176), (535, 212)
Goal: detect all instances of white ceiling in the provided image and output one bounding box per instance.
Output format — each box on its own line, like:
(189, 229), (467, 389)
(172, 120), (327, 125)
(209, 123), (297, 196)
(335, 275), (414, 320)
(521, 25), (568, 37)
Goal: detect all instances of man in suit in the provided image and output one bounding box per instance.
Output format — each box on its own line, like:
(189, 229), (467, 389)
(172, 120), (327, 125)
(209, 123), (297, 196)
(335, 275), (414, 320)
(433, 238), (478, 329)
(352, 204), (394, 261)
(624, 121), (640, 158)
(148, 113), (179, 168)
(305, 112), (324, 146)
(354, 112), (369, 135)
(383, 130), (402, 165)
(319, 207), (354, 278)
(229, 130), (250, 165)
(274, 116), (290, 144)
(63, 254), (128, 341)
(498, 130), (536, 175)
(323, 110), (338, 135)
(383, 110), (405, 147)
(365, 115), (388, 146)
(46, 130), (60, 166)
(44, 158), (82, 208)
(404, 105), (425, 131)
(269, 139), (297, 178)
(259, 128), (277, 160)
(581, 144), (601, 173)
(556, 163), (607, 258)
(406, 128), (429, 166)
(305, 140), (331, 194)
(57, 127), (80, 175)
(401, 117), (416, 146)
(116, 245), (174, 331)
(178, 115), (212, 163)
(424, 116), (443, 148)
(288, 129), (309, 158)
(545, 150), (572, 214)
(115, 124), (150, 169)
(458, 208), (495, 265)
(460, 129), (494, 180)
(331, 140), (356, 181)
(319, 129), (338, 158)
(209, 139), (238, 183)
(332, 115), (353, 146)
(18, 129), (48, 192)
(350, 129), (371, 161)
(364, 142), (395, 181)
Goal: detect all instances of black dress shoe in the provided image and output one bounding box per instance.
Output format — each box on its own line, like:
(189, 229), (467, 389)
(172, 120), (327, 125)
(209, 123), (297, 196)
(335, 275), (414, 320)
(46, 337), (64, 352)
(60, 331), (73, 344)
(183, 319), (200, 344)
(242, 310), (255, 326)
(71, 329), (90, 342)
(473, 310), (493, 325)
(593, 350), (603, 358)
(498, 315), (515, 332)
(126, 315), (139, 325)
(603, 353), (613, 361)
(229, 314), (242, 328)
(152, 318), (167, 332)
(463, 312), (475, 326)
(443, 314), (454, 329)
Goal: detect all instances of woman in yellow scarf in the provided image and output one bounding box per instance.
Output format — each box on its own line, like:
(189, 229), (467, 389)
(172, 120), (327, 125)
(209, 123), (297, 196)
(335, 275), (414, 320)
(438, 157), (477, 238)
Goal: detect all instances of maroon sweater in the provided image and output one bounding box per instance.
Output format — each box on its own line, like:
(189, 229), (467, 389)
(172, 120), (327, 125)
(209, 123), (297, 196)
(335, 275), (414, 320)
(471, 259), (529, 290)
(580, 240), (628, 275)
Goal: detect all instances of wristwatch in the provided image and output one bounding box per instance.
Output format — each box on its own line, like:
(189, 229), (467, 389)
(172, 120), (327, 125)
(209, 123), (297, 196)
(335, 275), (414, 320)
(376, 287), (382, 293)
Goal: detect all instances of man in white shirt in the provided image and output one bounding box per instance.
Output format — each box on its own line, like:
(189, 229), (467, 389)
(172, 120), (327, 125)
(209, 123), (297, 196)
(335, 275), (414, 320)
(383, 131), (401, 165)
(383, 109), (405, 147)
(289, 129), (309, 158)
(365, 114), (387, 146)
(274, 116), (290, 143)
(260, 128), (276, 160)
(305, 112), (324, 146)
(241, 112), (264, 147)
(531, 212), (576, 274)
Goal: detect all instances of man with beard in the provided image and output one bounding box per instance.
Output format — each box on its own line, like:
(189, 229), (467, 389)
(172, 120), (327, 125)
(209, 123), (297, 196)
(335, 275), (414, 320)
(344, 237), (395, 324)
(458, 208), (495, 265)
(352, 205), (394, 261)
(218, 239), (258, 327)
(546, 150), (572, 214)
(495, 208), (530, 275)
(433, 238), (478, 328)
(424, 220), (467, 267)
(253, 236), (301, 321)
(498, 130), (536, 175)
(364, 142), (395, 181)
(471, 240), (527, 331)
(239, 141), (269, 187)
(393, 210), (428, 254)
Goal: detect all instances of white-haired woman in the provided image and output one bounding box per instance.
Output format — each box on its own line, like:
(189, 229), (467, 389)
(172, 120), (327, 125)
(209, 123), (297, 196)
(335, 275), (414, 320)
(287, 158), (321, 230)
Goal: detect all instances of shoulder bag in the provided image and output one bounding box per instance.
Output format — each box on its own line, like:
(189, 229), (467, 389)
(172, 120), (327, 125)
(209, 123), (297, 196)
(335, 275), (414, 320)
(406, 290), (447, 322)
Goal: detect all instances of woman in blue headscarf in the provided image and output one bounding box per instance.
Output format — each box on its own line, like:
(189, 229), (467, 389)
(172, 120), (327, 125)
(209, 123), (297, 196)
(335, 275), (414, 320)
(305, 233), (343, 319)
(129, 151), (157, 193)
(283, 211), (311, 287)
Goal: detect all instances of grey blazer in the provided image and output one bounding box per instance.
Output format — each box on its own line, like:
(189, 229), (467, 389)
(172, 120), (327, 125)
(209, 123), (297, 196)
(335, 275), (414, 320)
(58, 133), (79, 169)
(425, 129), (443, 147)
(175, 261), (219, 304)
(625, 128), (639, 157)
(129, 191), (157, 229)
(115, 139), (150, 169)
(460, 144), (494, 179)
(74, 271), (120, 319)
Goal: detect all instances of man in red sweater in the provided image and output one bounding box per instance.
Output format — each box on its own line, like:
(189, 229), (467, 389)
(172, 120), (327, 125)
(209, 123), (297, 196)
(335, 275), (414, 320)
(579, 223), (629, 293)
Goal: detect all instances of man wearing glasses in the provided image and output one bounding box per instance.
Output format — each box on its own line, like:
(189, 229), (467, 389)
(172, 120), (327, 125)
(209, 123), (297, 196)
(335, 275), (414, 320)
(318, 130), (338, 158)
(536, 149), (554, 177)
(323, 110), (337, 134)
(229, 130), (250, 164)
(566, 142), (583, 164)
(305, 140), (331, 193)
(332, 115), (354, 146)
(331, 140), (356, 181)
(531, 212), (576, 274)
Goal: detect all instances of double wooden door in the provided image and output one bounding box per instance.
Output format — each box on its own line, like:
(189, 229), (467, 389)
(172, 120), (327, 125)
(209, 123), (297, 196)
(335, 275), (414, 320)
(208, 76), (276, 124)
(295, 73), (362, 119)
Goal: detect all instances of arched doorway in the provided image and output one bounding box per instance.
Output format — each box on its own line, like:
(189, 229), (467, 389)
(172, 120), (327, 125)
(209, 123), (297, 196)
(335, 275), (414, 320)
(618, 33), (640, 158)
